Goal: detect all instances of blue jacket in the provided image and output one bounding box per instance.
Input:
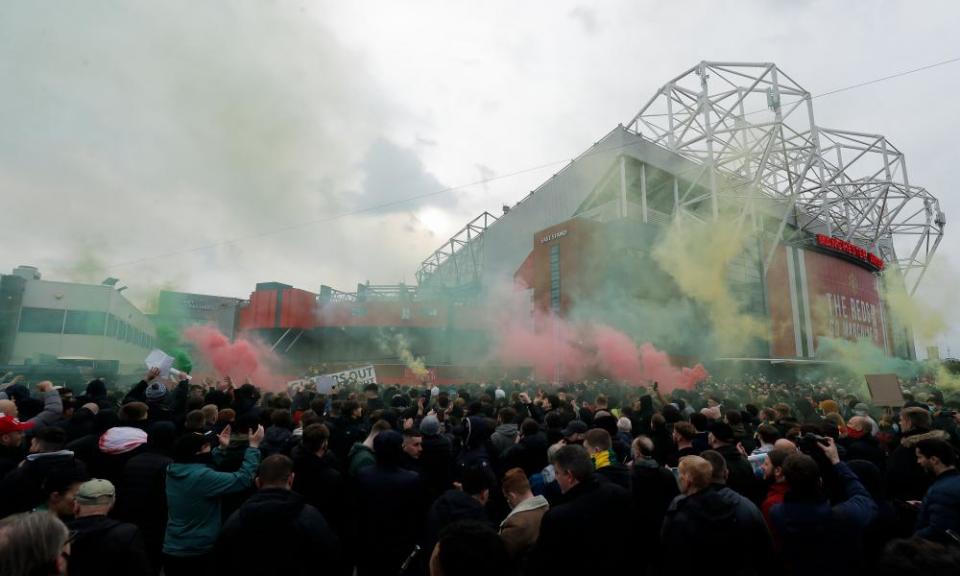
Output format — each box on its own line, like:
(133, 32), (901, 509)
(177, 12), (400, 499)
(915, 468), (960, 543)
(770, 461), (877, 576)
(163, 447), (260, 556)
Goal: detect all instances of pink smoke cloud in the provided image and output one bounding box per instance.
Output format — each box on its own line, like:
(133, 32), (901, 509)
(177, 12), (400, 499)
(182, 325), (287, 392)
(490, 304), (708, 393)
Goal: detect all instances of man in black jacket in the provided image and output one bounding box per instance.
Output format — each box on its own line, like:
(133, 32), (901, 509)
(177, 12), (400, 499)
(500, 418), (549, 478)
(418, 414), (454, 500)
(708, 422), (765, 504)
(629, 436), (680, 552)
(529, 444), (634, 575)
(355, 430), (425, 576)
(217, 454), (340, 576)
(66, 479), (152, 576)
(291, 424), (347, 547)
(584, 428), (630, 490)
(0, 426), (88, 517)
(661, 455), (770, 576)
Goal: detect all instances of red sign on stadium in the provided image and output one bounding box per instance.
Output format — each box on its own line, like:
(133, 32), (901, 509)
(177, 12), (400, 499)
(815, 234), (885, 271)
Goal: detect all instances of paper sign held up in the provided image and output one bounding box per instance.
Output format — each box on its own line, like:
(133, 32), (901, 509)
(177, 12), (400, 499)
(145, 349), (175, 378)
(865, 374), (904, 407)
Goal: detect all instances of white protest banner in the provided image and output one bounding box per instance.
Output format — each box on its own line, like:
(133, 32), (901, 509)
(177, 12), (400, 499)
(321, 365), (378, 387)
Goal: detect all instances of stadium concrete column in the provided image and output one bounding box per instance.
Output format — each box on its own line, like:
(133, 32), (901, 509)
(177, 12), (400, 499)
(699, 62), (720, 219)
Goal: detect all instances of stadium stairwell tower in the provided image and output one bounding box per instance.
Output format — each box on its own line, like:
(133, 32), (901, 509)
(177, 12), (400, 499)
(626, 61), (945, 295)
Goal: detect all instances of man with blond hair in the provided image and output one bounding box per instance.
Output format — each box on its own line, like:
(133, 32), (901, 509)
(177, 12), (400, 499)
(661, 456), (771, 575)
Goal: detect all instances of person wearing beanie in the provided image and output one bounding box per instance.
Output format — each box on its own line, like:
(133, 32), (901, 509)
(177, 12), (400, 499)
(123, 368), (189, 424)
(354, 430), (425, 576)
(418, 414), (454, 500)
(66, 478), (152, 576)
(163, 424), (264, 575)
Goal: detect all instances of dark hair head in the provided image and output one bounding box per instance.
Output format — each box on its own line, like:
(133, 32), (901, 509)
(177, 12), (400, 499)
(302, 423), (330, 454)
(724, 410), (742, 425)
(673, 421), (697, 441)
(767, 448), (792, 469)
(146, 421), (177, 451)
(460, 462), (495, 495)
(520, 418), (540, 438)
(915, 438), (957, 466)
(700, 450), (727, 484)
(436, 520), (513, 576)
(373, 430), (404, 467)
(270, 410), (293, 430)
(690, 412), (708, 431)
(258, 454), (294, 486)
(40, 463), (87, 497)
(184, 410), (206, 431)
(783, 453), (822, 499)
(33, 427), (68, 452)
(172, 433), (209, 463)
(877, 537), (960, 575)
(498, 406), (517, 424)
(757, 424), (780, 445)
(550, 444), (593, 483)
(709, 422), (735, 444)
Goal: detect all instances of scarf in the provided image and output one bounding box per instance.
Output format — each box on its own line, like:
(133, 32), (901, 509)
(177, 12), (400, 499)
(592, 449), (617, 470)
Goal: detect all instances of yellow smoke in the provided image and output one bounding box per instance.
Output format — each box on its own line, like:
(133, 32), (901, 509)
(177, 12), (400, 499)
(881, 266), (950, 343)
(378, 331), (428, 378)
(652, 216), (767, 354)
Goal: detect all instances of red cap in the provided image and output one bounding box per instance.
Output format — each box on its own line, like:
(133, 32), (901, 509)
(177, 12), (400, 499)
(0, 413), (33, 434)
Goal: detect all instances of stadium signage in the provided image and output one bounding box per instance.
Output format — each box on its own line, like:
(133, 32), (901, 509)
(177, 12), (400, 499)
(815, 234), (885, 271)
(540, 229), (568, 244)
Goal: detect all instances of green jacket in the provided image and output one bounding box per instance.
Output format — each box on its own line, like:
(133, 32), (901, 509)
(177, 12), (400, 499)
(347, 442), (375, 478)
(163, 447), (260, 556)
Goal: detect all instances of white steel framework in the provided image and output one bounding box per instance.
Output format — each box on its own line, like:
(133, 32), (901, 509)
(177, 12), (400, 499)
(416, 211), (499, 289)
(626, 61), (945, 294)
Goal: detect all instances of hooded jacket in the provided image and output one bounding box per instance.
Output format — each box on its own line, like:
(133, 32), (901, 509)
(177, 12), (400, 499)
(216, 488), (340, 576)
(661, 484), (772, 576)
(163, 446), (260, 557)
(887, 428), (950, 502)
(501, 432), (549, 478)
(490, 423), (519, 457)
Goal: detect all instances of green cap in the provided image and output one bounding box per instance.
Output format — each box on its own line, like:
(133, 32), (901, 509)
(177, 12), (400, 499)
(76, 479), (115, 504)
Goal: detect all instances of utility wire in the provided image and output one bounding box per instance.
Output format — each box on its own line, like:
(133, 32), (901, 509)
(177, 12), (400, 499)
(104, 55), (960, 270)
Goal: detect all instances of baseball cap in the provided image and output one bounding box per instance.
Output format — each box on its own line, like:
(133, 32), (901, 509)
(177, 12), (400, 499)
(561, 419), (588, 437)
(76, 479), (116, 504)
(0, 413), (33, 434)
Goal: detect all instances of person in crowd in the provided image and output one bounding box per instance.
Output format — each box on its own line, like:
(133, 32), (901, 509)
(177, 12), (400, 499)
(670, 420), (699, 466)
(347, 418), (390, 478)
(888, 407), (949, 504)
(499, 467), (549, 563)
(913, 437), (960, 542)
(0, 380), (64, 431)
(329, 399), (364, 464)
(291, 423), (346, 546)
(629, 435), (680, 571)
(162, 424), (263, 575)
(769, 437), (878, 575)
(0, 426), (88, 517)
(0, 510), (72, 576)
(402, 428), (424, 469)
(661, 455), (771, 576)
(746, 423), (780, 476)
(112, 420), (176, 575)
(0, 411), (32, 478)
(876, 536), (960, 575)
(760, 447), (792, 525)
(422, 462), (495, 569)
(841, 415), (887, 469)
(354, 429), (424, 576)
(490, 407), (519, 457)
(501, 418), (549, 478)
(65, 479), (151, 576)
(583, 428), (630, 489)
(708, 421), (765, 503)
(558, 419), (587, 445)
(419, 414), (454, 500)
(429, 520), (513, 576)
(528, 444), (633, 575)
(217, 454), (340, 576)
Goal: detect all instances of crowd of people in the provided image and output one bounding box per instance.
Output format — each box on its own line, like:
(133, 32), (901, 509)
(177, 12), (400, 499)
(0, 369), (959, 575)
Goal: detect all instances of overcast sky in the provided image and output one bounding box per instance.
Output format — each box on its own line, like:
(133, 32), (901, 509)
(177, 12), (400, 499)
(1, 0), (958, 355)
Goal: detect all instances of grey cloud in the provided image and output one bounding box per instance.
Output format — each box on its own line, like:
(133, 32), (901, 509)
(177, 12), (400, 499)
(569, 6), (599, 35)
(356, 138), (454, 213)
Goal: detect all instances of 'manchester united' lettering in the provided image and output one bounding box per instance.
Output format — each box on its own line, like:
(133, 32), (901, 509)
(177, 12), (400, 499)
(815, 234), (885, 271)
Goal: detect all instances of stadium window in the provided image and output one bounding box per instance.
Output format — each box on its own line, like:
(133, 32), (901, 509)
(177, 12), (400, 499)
(106, 314), (118, 338)
(19, 308), (65, 333)
(64, 311), (107, 335)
